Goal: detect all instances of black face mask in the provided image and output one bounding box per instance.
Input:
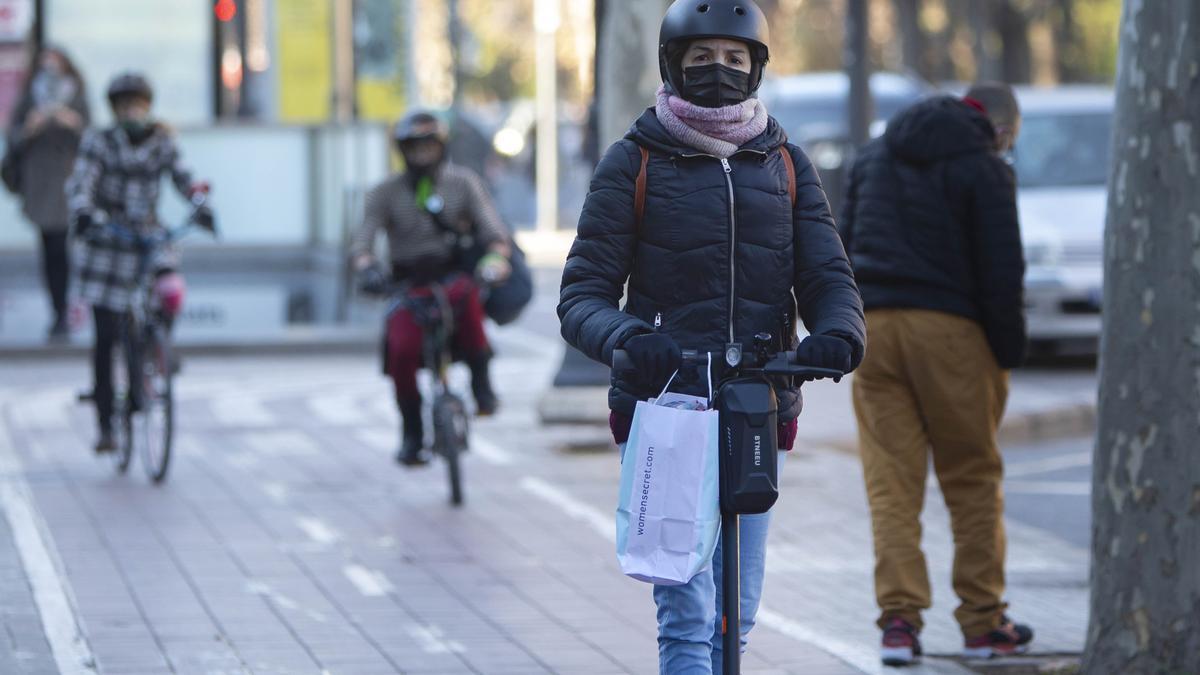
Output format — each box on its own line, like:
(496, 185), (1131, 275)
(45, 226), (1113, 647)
(681, 63), (753, 108)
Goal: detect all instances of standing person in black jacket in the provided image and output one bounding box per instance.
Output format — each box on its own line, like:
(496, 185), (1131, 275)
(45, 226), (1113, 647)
(840, 83), (1033, 666)
(559, 1), (865, 670)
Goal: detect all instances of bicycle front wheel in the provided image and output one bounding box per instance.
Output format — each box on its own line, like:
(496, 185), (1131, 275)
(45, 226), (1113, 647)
(433, 394), (468, 507)
(138, 325), (174, 484)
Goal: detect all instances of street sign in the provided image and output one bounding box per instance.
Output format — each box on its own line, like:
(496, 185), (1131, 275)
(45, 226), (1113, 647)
(0, 0), (32, 43)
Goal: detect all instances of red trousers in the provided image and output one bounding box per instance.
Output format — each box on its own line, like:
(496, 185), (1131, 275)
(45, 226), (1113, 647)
(386, 274), (490, 404)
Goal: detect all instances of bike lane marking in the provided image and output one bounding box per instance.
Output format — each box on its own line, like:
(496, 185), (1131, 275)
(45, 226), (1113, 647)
(342, 563), (394, 597)
(296, 516), (342, 546)
(0, 396), (96, 674)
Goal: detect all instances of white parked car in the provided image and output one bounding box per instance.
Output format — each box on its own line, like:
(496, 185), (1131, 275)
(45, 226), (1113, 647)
(1013, 87), (1114, 356)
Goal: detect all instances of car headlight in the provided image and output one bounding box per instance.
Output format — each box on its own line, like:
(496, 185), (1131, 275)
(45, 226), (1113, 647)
(808, 141), (845, 171)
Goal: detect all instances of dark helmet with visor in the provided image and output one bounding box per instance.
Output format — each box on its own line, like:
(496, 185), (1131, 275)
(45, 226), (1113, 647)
(106, 72), (153, 105)
(393, 110), (449, 146)
(658, 0), (770, 97)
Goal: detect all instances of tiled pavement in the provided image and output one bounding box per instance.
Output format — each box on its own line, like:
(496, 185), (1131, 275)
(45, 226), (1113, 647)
(0, 331), (1089, 674)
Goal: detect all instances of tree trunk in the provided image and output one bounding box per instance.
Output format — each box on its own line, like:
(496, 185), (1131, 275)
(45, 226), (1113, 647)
(969, 0), (1001, 81)
(595, 0), (670, 152)
(993, 0), (1031, 83)
(892, 0), (925, 79)
(1085, 3), (1200, 673)
(1051, 0), (1084, 82)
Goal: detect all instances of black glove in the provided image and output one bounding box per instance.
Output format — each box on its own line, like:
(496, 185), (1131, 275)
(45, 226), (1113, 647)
(793, 335), (852, 380)
(73, 212), (94, 239)
(622, 332), (682, 390)
(356, 263), (389, 296)
(193, 204), (217, 233)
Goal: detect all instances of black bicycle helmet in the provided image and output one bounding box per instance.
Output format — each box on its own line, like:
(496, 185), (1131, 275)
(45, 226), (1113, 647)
(393, 110), (449, 145)
(659, 0), (770, 96)
(106, 72), (153, 104)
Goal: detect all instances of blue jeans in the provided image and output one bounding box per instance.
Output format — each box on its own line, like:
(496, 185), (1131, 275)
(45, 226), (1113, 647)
(620, 444), (785, 675)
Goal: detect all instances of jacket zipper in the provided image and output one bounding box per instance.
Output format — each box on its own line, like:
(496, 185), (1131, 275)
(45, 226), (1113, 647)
(654, 312), (662, 330)
(720, 157), (736, 344)
(676, 150), (764, 346)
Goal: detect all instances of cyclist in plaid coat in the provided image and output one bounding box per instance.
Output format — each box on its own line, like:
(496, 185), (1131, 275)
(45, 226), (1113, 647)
(65, 73), (211, 452)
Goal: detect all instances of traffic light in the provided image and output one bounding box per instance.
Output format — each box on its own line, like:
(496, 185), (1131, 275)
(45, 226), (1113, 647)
(215, 0), (237, 23)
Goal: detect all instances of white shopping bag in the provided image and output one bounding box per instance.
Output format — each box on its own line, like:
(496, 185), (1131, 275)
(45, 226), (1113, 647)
(616, 357), (720, 586)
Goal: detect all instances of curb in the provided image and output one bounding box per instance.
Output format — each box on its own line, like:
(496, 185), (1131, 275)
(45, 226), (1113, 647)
(957, 654), (1082, 674)
(538, 386), (1097, 448)
(0, 332), (378, 360)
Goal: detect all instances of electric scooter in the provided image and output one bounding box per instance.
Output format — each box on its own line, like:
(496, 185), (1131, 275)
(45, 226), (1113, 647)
(615, 332), (844, 674)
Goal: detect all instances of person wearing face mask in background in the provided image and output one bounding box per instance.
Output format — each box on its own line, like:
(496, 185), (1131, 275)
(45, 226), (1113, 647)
(839, 84), (1032, 665)
(65, 72), (214, 454)
(559, 1), (865, 671)
(2, 47), (90, 341)
(350, 111), (513, 467)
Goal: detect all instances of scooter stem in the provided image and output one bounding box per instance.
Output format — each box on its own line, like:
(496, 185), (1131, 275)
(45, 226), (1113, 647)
(721, 510), (740, 674)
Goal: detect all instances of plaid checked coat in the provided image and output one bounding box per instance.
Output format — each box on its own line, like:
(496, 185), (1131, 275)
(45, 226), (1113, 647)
(65, 126), (194, 311)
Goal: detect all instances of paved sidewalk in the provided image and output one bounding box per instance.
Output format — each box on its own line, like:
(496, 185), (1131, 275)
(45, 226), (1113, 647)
(0, 346), (1091, 675)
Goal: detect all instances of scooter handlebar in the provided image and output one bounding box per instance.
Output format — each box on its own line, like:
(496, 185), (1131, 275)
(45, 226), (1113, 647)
(611, 348), (844, 383)
(611, 348), (703, 375)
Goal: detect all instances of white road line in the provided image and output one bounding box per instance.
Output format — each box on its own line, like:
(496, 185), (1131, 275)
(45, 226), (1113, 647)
(490, 325), (563, 355)
(307, 392), (370, 427)
(1004, 480), (1091, 496)
(355, 428), (394, 454)
(6, 388), (76, 431)
(343, 564), (394, 597)
(470, 435), (513, 466)
(262, 482), (289, 504)
(245, 580), (328, 623)
(0, 405), (95, 674)
(756, 607), (882, 675)
(240, 430), (320, 457)
(408, 624), (466, 654)
(519, 477), (614, 542)
(210, 394), (276, 427)
(296, 517), (341, 545)
(1005, 451), (1093, 478)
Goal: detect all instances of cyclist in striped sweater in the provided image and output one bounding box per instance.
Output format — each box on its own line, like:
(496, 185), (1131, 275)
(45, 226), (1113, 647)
(351, 111), (512, 466)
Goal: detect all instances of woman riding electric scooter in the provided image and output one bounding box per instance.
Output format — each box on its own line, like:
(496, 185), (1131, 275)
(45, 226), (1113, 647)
(559, 1), (866, 672)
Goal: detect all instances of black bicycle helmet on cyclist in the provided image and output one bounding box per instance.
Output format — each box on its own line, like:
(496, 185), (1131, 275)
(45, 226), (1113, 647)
(658, 0), (770, 98)
(107, 72), (153, 105)
(393, 110), (449, 146)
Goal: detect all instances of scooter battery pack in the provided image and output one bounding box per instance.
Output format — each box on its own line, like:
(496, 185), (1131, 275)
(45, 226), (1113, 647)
(716, 376), (779, 514)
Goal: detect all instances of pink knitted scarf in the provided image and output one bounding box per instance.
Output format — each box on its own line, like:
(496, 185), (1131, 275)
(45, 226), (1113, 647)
(655, 85), (768, 158)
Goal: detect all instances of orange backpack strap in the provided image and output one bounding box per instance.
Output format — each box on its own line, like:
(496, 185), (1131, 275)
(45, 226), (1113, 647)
(634, 145), (650, 227)
(779, 146), (797, 208)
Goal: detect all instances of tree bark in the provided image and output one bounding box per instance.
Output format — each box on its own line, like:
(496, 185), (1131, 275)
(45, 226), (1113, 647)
(595, 0), (670, 152)
(993, 0), (1032, 83)
(892, 0), (925, 79)
(1051, 0), (1084, 83)
(1085, 3), (1200, 673)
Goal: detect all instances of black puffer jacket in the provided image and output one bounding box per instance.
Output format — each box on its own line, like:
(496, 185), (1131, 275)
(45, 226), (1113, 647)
(840, 96), (1027, 368)
(559, 108), (866, 422)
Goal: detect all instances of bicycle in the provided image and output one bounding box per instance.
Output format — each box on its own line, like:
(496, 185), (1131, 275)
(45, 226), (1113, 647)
(615, 333), (843, 675)
(78, 192), (215, 483)
(379, 280), (471, 507)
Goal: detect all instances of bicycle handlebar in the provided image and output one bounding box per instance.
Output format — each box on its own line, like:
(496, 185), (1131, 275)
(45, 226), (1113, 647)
(611, 348), (844, 383)
(99, 190), (216, 248)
